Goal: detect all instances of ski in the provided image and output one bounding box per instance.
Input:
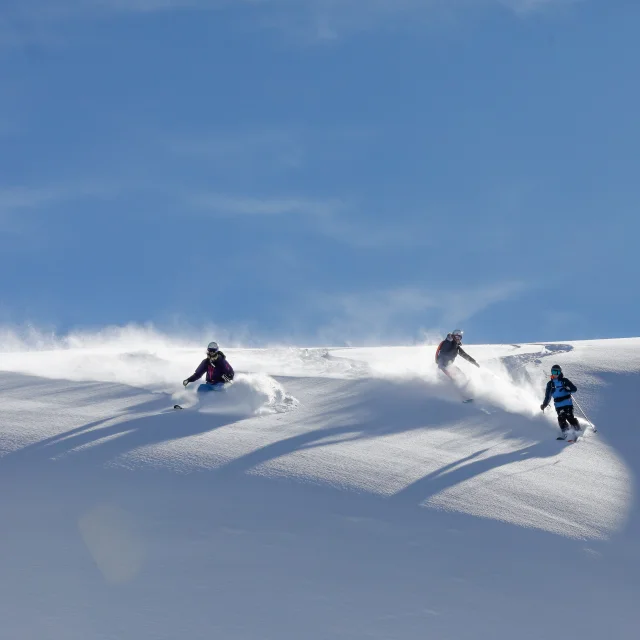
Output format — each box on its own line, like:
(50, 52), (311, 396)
(557, 429), (582, 443)
(461, 397), (492, 414)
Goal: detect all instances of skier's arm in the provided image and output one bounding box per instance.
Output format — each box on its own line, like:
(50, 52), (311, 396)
(223, 359), (234, 378)
(458, 347), (480, 368)
(212, 358), (235, 383)
(435, 341), (444, 364)
(563, 378), (577, 393)
(186, 360), (208, 384)
(541, 381), (552, 409)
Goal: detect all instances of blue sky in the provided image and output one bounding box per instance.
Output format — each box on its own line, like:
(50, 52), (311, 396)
(0, 0), (637, 346)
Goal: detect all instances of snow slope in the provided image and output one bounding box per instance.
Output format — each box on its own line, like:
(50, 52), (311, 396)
(0, 332), (639, 639)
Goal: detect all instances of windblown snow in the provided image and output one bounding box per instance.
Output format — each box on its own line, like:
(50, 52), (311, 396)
(0, 331), (638, 639)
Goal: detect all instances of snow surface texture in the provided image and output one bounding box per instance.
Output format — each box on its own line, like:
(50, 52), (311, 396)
(0, 332), (639, 639)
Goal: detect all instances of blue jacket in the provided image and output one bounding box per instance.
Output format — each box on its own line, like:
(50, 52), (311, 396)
(187, 352), (235, 385)
(542, 375), (577, 409)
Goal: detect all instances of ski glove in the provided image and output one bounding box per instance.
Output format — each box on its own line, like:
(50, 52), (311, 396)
(222, 374), (232, 383)
(183, 379), (190, 387)
(540, 404), (547, 411)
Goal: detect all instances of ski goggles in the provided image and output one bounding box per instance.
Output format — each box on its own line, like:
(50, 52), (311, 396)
(551, 370), (561, 378)
(207, 349), (219, 359)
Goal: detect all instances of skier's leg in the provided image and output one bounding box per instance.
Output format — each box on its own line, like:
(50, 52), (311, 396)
(439, 364), (455, 381)
(198, 381), (226, 392)
(458, 366), (470, 387)
(438, 364), (457, 385)
(440, 364), (472, 401)
(556, 407), (569, 433)
(566, 406), (581, 431)
(442, 364), (466, 384)
(450, 364), (470, 389)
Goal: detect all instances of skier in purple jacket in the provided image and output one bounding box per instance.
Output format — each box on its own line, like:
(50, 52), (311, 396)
(183, 342), (235, 392)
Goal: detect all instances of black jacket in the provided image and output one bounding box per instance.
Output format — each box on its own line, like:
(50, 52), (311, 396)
(435, 337), (479, 368)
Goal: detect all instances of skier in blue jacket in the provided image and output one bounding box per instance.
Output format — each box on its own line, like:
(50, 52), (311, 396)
(541, 364), (581, 437)
(183, 342), (235, 392)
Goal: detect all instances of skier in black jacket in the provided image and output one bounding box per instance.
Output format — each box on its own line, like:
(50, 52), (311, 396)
(436, 329), (480, 402)
(183, 342), (235, 392)
(435, 329), (480, 385)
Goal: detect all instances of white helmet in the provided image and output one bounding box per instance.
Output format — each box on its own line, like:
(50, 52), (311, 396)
(451, 329), (463, 342)
(207, 341), (219, 356)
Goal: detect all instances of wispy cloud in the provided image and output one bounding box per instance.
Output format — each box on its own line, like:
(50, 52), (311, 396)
(185, 191), (434, 248)
(0, 186), (69, 237)
(169, 129), (304, 173)
(0, 186), (71, 215)
(499, 0), (579, 15)
(0, 0), (212, 47)
(165, 125), (374, 177)
(0, 184), (112, 212)
(0, 0), (581, 47)
(3, 0), (207, 20)
(244, 0), (580, 41)
(312, 281), (525, 344)
(0, 184), (115, 239)
(3, 182), (419, 251)
(188, 193), (344, 218)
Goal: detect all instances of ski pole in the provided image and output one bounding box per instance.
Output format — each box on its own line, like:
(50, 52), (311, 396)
(573, 397), (597, 433)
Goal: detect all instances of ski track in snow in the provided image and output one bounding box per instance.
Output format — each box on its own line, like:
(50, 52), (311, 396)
(0, 335), (639, 639)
